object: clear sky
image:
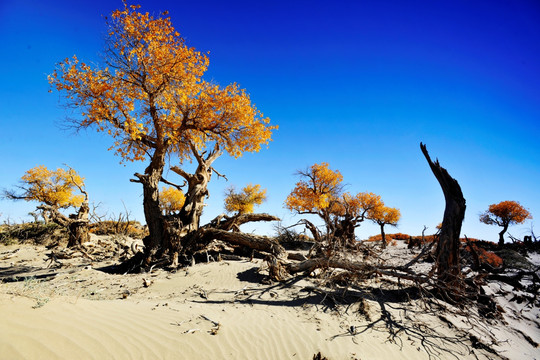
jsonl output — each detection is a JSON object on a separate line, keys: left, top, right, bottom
{"left": 1, "top": 0, "right": 539, "bottom": 242}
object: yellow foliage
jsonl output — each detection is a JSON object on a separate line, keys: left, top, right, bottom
{"left": 284, "top": 163, "right": 343, "bottom": 213}
{"left": 285, "top": 162, "right": 383, "bottom": 221}
{"left": 368, "top": 204, "right": 401, "bottom": 226}
{"left": 224, "top": 184, "right": 267, "bottom": 215}
{"left": 159, "top": 186, "right": 185, "bottom": 215}
{"left": 19, "top": 165, "right": 85, "bottom": 209}
{"left": 49, "top": 3, "right": 276, "bottom": 164}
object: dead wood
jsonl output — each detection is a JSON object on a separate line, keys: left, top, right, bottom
{"left": 420, "top": 143, "right": 466, "bottom": 290}
{"left": 209, "top": 213, "right": 280, "bottom": 232}
{"left": 199, "top": 228, "right": 287, "bottom": 260}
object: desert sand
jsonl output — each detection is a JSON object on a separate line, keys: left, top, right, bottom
{"left": 1, "top": 235, "right": 539, "bottom": 360}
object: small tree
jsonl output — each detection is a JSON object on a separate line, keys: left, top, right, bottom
{"left": 480, "top": 201, "right": 532, "bottom": 246}
{"left": 369, "top": 205, "right": 401, "bottom": 248}
{"left": 4, "top": 165, "right": 89, "bottom": 247}
{"left": 160, "top": 186, "right": 185, "bottom": 215}
{"left": 224, "top": 184, "right": 267, "bottom": 215}
{"left": 285, "top": 162, "right": 382, "bottom": 246}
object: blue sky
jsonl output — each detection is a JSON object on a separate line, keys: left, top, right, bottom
{"left": 1, "top": 0, "right": 539, "bottom": 242}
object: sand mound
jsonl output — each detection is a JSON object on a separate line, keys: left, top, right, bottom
{"left": 1, "top": 239, "right": 539, "bottom": 359}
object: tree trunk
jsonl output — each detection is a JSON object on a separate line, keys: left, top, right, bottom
{"left": 420, "top": 143, "right": 466, "bottom": 289}
{"left": 67, "top": 200, "right": 89, "bottom": 247}
{"left": 132, "top": 145, "right": 168, "bottom": 261}
{"left": 167, "top": 144, "right": 222, "bottom": 256}
{"left": 380, "top": 223, "right": 387, "bottom": 249}
{"left": 37, "top": 203, "right": 89, "bottom": 248}
{"left": 498, "top": 224, "right": 508, "bottom": 246}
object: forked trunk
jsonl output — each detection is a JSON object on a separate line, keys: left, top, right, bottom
{"left": 167, "top": 143, "right": 222, "bottom": 258}
{"left": 420, "top": 143, "right": 466, "bottom": 290}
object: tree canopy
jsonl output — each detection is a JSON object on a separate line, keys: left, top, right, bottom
{"left": 49, "top": 4, "right": 276, "bottom": 165}
{"left": 285, "top": 162, "right": 383, "bottom": 245}
{"left": 368, "top": 204, "right": 401, "bottom": 247}
{"left": 6, "top": 165, "right": 85, "bottom": 210}
{"left": 480, "top": 200, "right": 532, "bottom": 245}
{"left": 224, "top": 184, "right": 267, "bottom": 215}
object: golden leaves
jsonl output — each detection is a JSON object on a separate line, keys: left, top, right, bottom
{"left": 368, "top": 204, "right": 401, "bottom": 226}
{"left": 19, "top": 165, "right": 85, "bottom": 209}
{"left": 49, "top": 3, "right": 275, "bottom": 165}
{"left": 159, "top": 186, "right": 185, "bottom": 215}
{"left": 285, "top": 162, "right": 401, "bottom": 232}
{"left": 284, "top": 163, "right": 343, "bottom": 213}
{"left": 224, "top": 184, "right": 267, "bottom": 215}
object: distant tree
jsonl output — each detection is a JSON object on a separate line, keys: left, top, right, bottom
{"left": 224, "top": 184, "right": 267, "bottom": 215}
{"left": 285, "top": 162, "right": 382, "bottom": 246}
{"left": 368, "top": 205, "right": 401, "bottom": 248}
{"left": 479, "top": 201, "right": 532, "bottom": 246}
{"left": 4, "top": 165, "right": 89, "bottom": 247}
{"left": 49, "top": 3, "right": 276, "bottom": 262}
{"left": 159, "top": 186, "right": 185, "bottom": 215}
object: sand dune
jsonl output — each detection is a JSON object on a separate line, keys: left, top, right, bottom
{"left": 1, "top": 240, "right": 539, "bottom": 359}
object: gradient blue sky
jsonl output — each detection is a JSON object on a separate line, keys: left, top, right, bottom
{"left": 1, "top": 0, "right": 539, "bottom": 242}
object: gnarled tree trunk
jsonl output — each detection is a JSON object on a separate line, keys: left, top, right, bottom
{"left": 67, "top": 200, "right": 89, "bottom": 247}
{"left": 420, "top": 143, "right": 466, "bottom": 289}
{"left": 168, "top": 143, "right": 222, "bottom": 256}
{"left": 498, "top": 224, "right": 508, "bottom": 246}
{"left": 132, "top": 145, "right": 168, "bottom": 262}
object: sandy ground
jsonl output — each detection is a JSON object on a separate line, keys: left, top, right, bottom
{"left": 0, "top": 236, "right": 539, "bottom": 360}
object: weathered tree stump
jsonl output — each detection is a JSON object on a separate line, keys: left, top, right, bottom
{"left": 420, "top": 143, "right": 466, "bottom": 291}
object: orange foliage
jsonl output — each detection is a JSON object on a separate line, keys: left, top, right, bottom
{"left": 465, "top": 243, "right": 503, "bottom": 268}
{"left": 285, "top": 163, "right": 343, "bottom": 213}
{"left": 17, "top": 165, "right": 85, "bottom": 209}
{"left": 224, "top": 184, "right": 267, "bottom": 215}
{"left": 367, "top": 233, "right": 412, "bottom": 242}
{"left": 480, "top": 201, "right": 532, "bottom": 227}
{"left": 49, "top": 3, "right": 276, "bottom": 164}
{"left": 285, "top": 163, "right": 382, "bottom": 219}
{"left": 368, "top": 205, "right": 401, "bottom": 227}
{"left": 159, "top": 186, "right": 185, "bottom": 215}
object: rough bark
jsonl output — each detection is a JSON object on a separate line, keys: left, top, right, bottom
{"left": 67, "top": 200, "right": 89, "bottom": 247}
{"left": 132, "top": 144, "right": 168, "bottom": 261}
{"left": 498, "top": 224, "right": 508, "bottom": 246}
{"left": 167, "top": 143, "right": 222, "bottom": 255}
{"left": 36, "top": 202, "right": 89, "bottom": 248}
{"left": 200, "top": 228, "right": 288, "bottom": 260}
{"left": 380, "top": 224, "right": 387, "bottom": 249}
{"left": 420, "top": 143, "right": 466, "bottom": 288}
{"left": 285, "top": 257, "right": 430, "bottom": 284}
{"left": 209, "top": 213, "right": 280, "bottom": 232}
{"left": 37, "top": 205, "right": 69, "bottom": 228}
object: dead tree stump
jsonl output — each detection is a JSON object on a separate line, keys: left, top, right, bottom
{"left": 420, "top": 143, "right": 466, "bottom": 291}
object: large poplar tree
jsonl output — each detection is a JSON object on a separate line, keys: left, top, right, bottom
{"left": 50, "top": 4, "right": 276, "bottom": 263}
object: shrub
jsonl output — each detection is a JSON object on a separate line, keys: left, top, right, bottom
{"left": 0, "top": 222, "right": 64, "bottom": 245}
{"left": 89, "top": 221, "right": 147, "bottom": 239}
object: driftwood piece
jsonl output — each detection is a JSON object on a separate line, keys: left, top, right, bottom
{"left": 210, "top": 213, "right": 280, "bottom": 232}
{"left": 420, "top": 143, "right": 466, "bottom": 288}
{"left": 200, "top": 228, "right": 288, "bottom": 260}
{"left": 285, "top": 257, "right": 431, "bottom": 284}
